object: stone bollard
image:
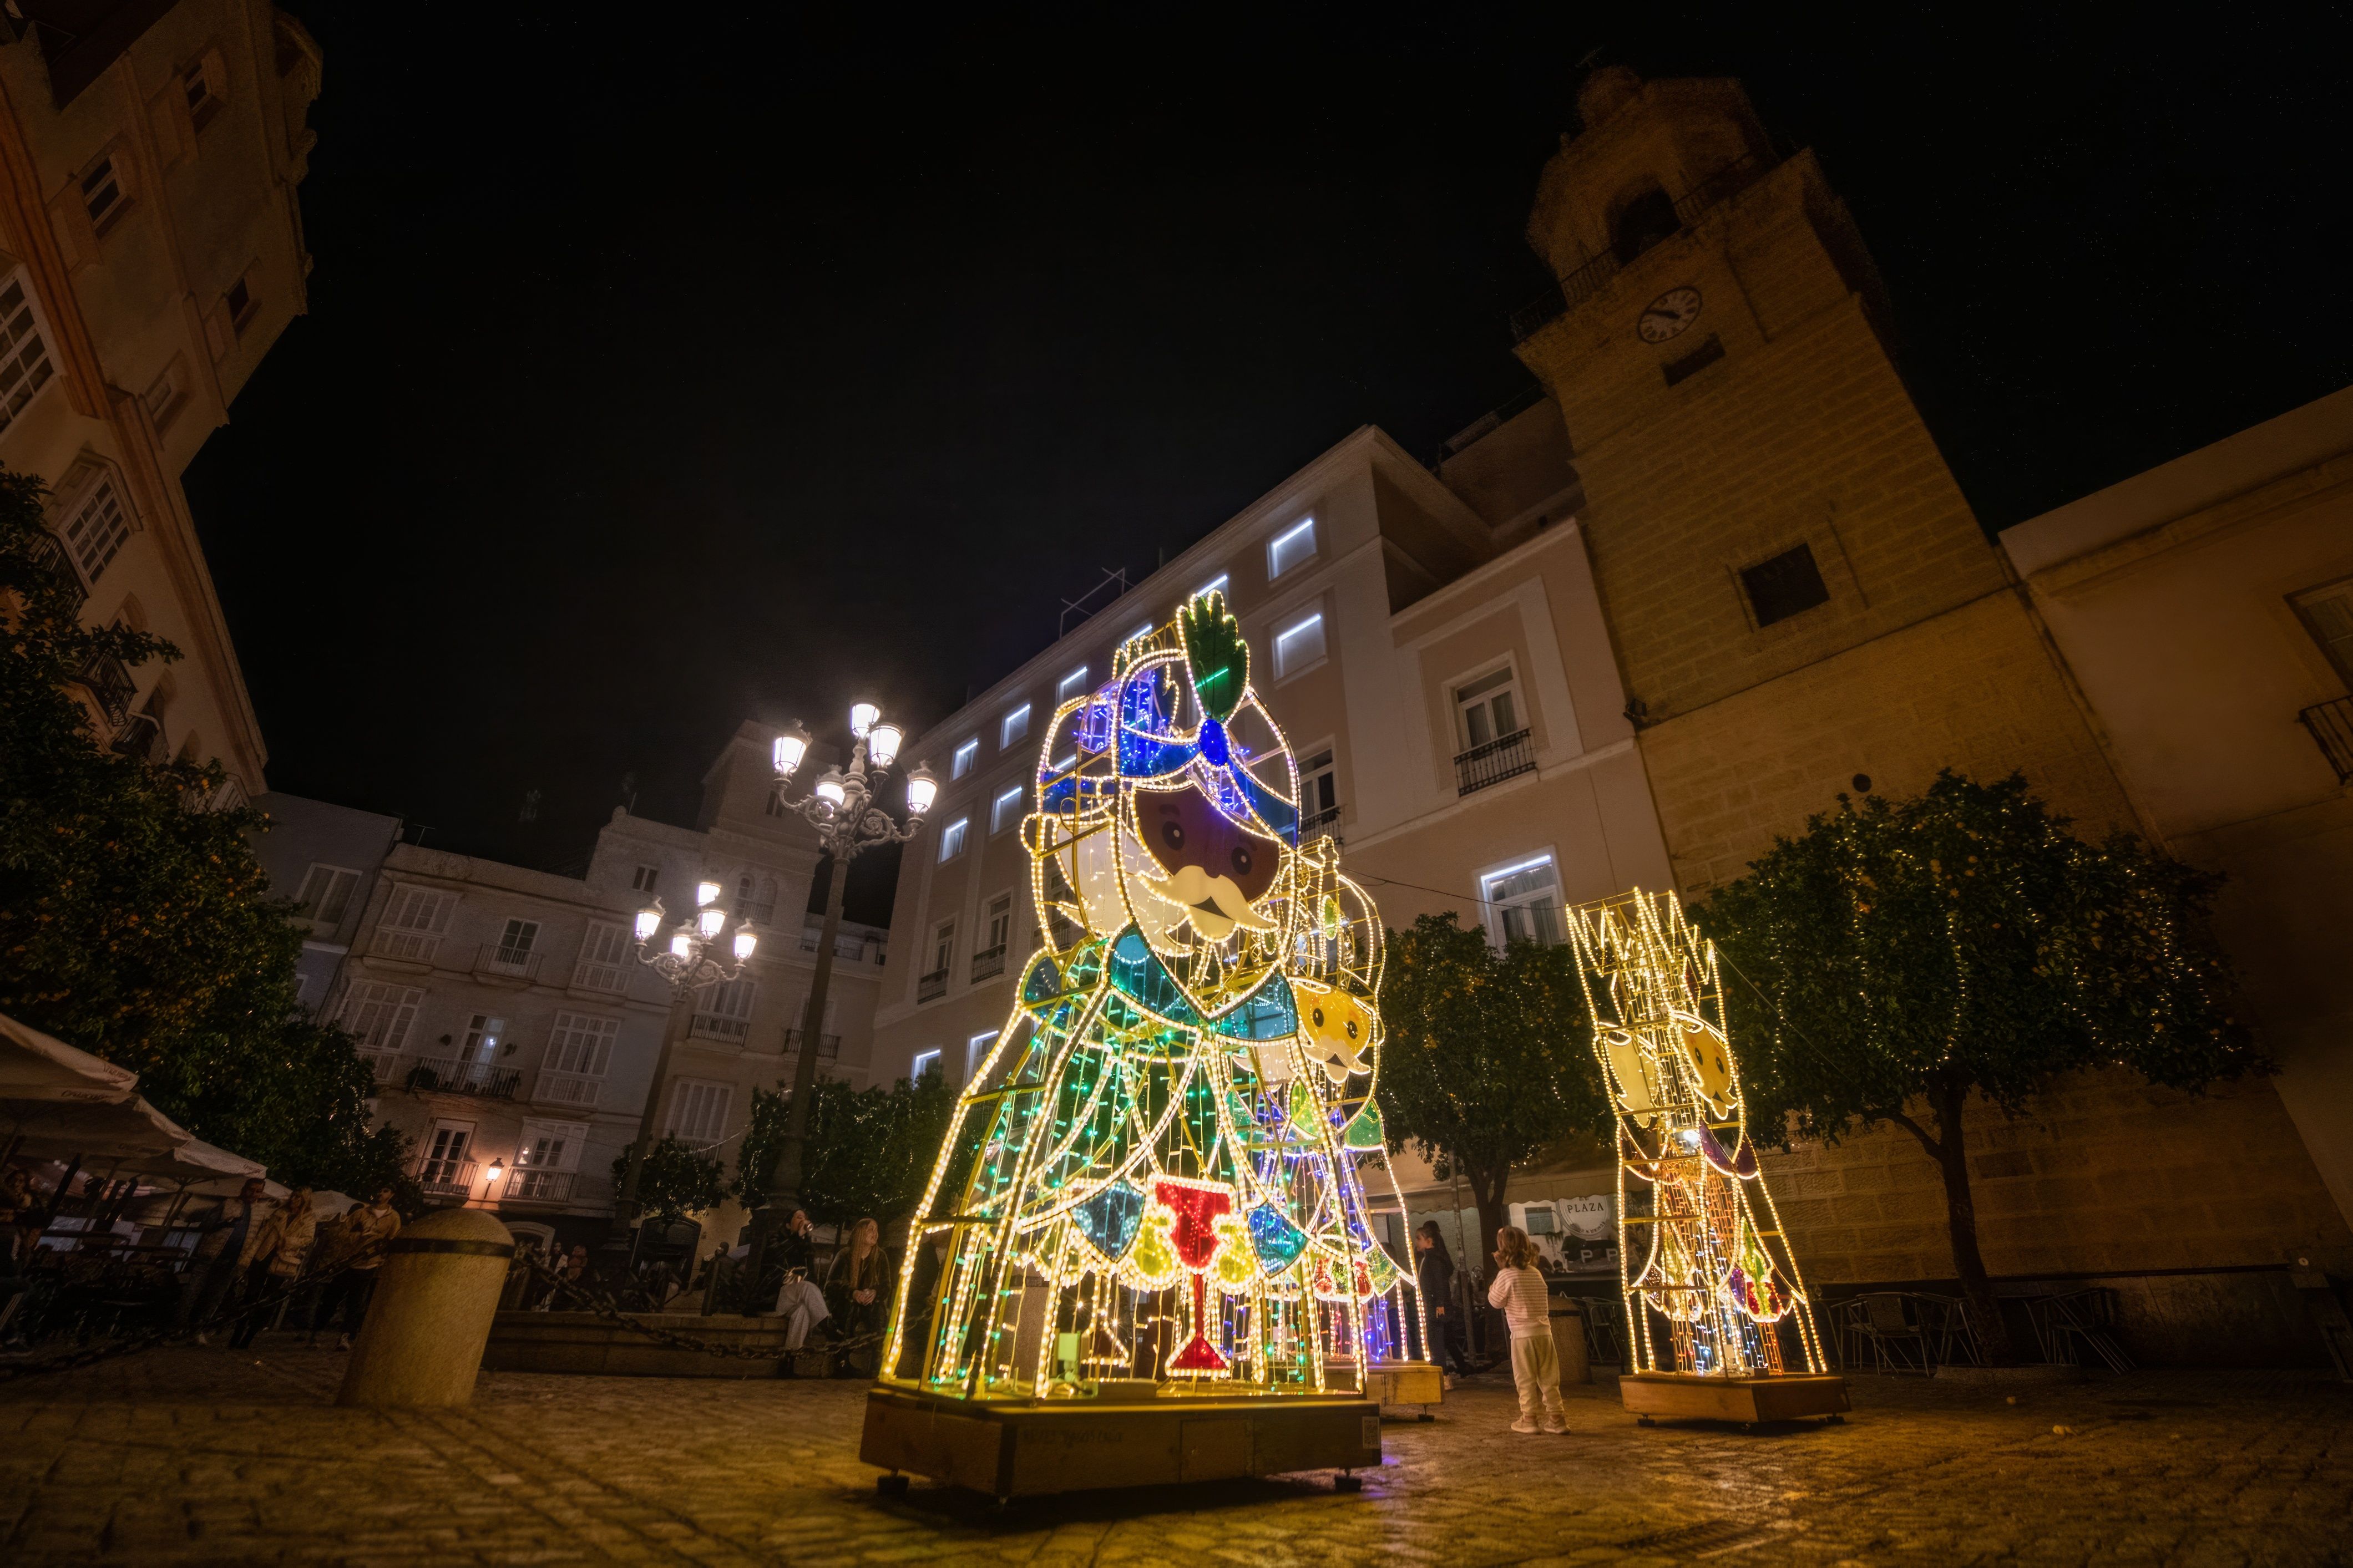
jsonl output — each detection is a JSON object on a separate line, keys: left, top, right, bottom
{"left": 1551, "top": 1301, "right": 1592, "bottom": 1384}
{"left": 336, "top": 1209, "right": 514, "bottom": 1409}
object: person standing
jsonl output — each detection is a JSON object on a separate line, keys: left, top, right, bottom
{"left": 183, "top": 1179, "right": 272, "bottom": 1343}
{"left": 1414, "top": 1220, "right": 1474, "bottom": 1383}
{"left": 1487, "top": 1225, "right": 1567, "bottom": 1434}
{"left": 229, "top": 1188, "right": 316, "bottom": 1349}
{"left": 824, "top": 1217, "right": 892, "bottom": 1376}
{"left": 315, "top": 1186, "right": 401, "bottom": 1349}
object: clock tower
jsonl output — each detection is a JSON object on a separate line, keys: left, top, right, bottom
{"left": 1513, "top": 68, "right": 2137, "bottom": 892}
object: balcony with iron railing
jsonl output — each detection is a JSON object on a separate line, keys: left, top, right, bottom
{"left": 802, "top": 926, "right": 884, "bottom": 963}
{"left": 372, "top": 927, "right": 441, "bottom": 966}
{"left": 781, "top": 1027, "right": 841, "bottom": 1062}
{"left": 569, "top": 955, "right": 629, "bottom": 993}
{"left": 917, "top": 967, "right": 949, "bottom": 1003}
{"left": 504, "top": 1167, "right": 576, "bottom": 1202}
{"left": 689, "top": 1009, "right": 750, "bottom": 1043}
{"left": 414, "top": 1158, "right": 477, "bottom": 1200}
{"left": 71, "top": 647, "right": 135, "bottom": 728}
{"left": 735, "top": 899, "right": 776, "bottom": 926}
{"left": 108, "top": 709, "right": 163, "bottom": 762}
{"left": 1509, "top": 152, "right": 1773, "bottom": 344}
{"left": 2301, "top": 696, "right": 2353, "bottom": 784}
{"left": 399, "top": 1055, "right": 522, "bottom": 1099}
{"left": 969, "top": 943, "right": 1007, "bottom": 982}
{"left": 532, "top": 1069, "right": 604, "bottom": 1108}
{"left": 473, "top": 942, "right": 543, "bottom": 983}
{"left": 20, "top": 527, "right": 87, "bottom": 611}
{"left": 1301, "top": 802, "right": 1344, "bottom": 843}
{"left": 1455, "top": 728, "right": 1537, "bottom": 796}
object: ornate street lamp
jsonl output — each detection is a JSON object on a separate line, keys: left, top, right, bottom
{"left": 741, "top": 703, "right": 934, "bottom": 1289}
{"left": 603, "top": 878, "right": 761, "bottom": 1263}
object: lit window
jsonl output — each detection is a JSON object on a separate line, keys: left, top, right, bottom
{"left": 80, "top": 156, "right": 125, "bottom": 232}
{"left": 1001, "top": 703, "right": 1030, "bottom": 749}
{"left": 1195, "top": 573, "right": 1229, "bottom": 603}
{"left": 966, "top": 1031, "right": 996, "bottom": 1078}
{"left": 1273, "top": 611, "right": 1326, "bottom": 677}
{"left": 1125, "top": 623, "right": 1152, "bottom": 647}
{"left": 912, "top": 1048, "right": 943, "bottom": 1080}
{"left": 0, "top": 275, "right": 58, "bottom": 435}
{"left": 991, "top": 785, "right": 1024, "bottom": 834}
{"left": 61, "top": 479, "right": 131, "bottom": 583}
{"left": 938, "top": 817, "right": 969, "bottom": 861}
{"left": 1056, "top": 666, "right": 1089, "bottom": 703}
{"left": 952, "top": 737, "right": 979, "bottom": 778}
{"left": 1267, "top": 517, "right": 1317, "bottom": 579}
{"left": 1483, "top": 856, "right": 1563, "bottom": 947}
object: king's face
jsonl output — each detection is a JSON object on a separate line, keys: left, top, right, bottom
{"left": 1135, "top": 784, "right": 1280, "bottom": 942}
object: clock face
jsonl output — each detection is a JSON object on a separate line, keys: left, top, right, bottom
{"left": 1637, "top": 286, "right": 1703, "bottom": 344}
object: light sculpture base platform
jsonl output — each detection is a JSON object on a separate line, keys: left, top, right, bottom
{"left": 1619, "top": 1371, "right": 1849, "bottom": 1426}
{"left": 861, "top": 1387, "right": 1382, "bottom": 1500}
{"left": 1366, "top": 1361, "right": 1444, "bottom": 1413}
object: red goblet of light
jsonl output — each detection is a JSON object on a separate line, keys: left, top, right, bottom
{"left": 1155, "top": 1177, "right": 1234, "bottom": 1373}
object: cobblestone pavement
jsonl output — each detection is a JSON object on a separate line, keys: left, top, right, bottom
{"left": 2, "top": 1344, "right": 2347, "bottom": 1566}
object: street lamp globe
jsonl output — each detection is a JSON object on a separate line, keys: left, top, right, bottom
{"left": 697, "top": 904, "right": 726, "bottom": 940}
{"left": 634, "top": 906, "right": 662, "bottom": 942}
{"left": 814, "top": 768, "right": 847, "bottom": 808}
{"left": 669, "top": 928, "right": 694, "bottom": 960}
{"left": 733, "top": 924, "right": 759, "bottom": 961}
{"left": 849, "top": 701, "right": 881, "bottom": 737}
{"left": 867, "top": 719, "right": 904, "bottom": 768}
{"left": 486, "top": 1157, "right": 505, "bottom": 1183}
{"left": 695, "top": 880, "right": 722, "bottom": 908}
{"left": 905, "top": 762, "right": 940, "bottom": 816}
{"left": 773, "top": 723, "right": 811, "bottom": 779}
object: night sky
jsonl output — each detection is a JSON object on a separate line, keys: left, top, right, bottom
{"left": 188, "top": 6, "right": 2351, "bottom": 906}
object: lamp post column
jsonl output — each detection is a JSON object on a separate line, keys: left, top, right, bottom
{"left": 743, "top": 852, "right": 846, "bottom": 1286}
{"left": 602, "top": 987, "right": 692, "bottom": 1266}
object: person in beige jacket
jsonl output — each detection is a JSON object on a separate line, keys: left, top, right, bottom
{"left": 315, "top": 1187, "right": 402, "bottom": 1350}
{"left": 229, "top": 1188, "right": 316, "bottom": 1349}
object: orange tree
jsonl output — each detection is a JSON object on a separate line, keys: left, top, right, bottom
{"left": 1375, "top": 911, "right": 1607, "bottom": 1272}
{"left": 1, "top": 466, "right": 404, "bottom": 1196}
{"left": 736, "top": 1069, "right": 957, "bottom": 1229}
{"left": 1697, "top": 771, "right": 2263, "bottom": 1363}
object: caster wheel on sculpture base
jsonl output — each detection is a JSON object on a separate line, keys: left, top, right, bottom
{"left": 1636, "top": 1415, "right": 1656, "bottom": 1427}
{"left": 1824, "top": 1414, "right": 1846, "bottom": 1426}
{"left": 1418, "top": 1410, "right": 1436, "bottom": 1423}
{"left": 1334, "top": 1473, "right": 1364, "bottom": 1493}
{"left": 876, "top": 1473, "right": 909, "bottom": 1498}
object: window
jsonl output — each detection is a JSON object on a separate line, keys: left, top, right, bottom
{"left": 1273, "top": 611, "right": 1327, "bottom": 677}
{"left": 293, "top": 863, "right": 358, "bottom": 930}
{"left": 937, "top": 816, "right": 969, "bottom": 861}
{"left": 80, "top": 155, "right": 125, "bottom": 233}
{"left": 1001, "top": 703, "right": 1031, "bottom": 749}
{"left": 537, "top": 1012, "right": 618, "bottom": 1107}
{"left": 966, "top": 1031, "right": 996, "bottom": 1079}
{"left": 1455, "top": 667, "right": 1522, "bottom": 749}
{"left": 0, "top": 275, "right": 57, "bottom": 435}
{"left": 690, "top": 976, "right": 756, "bottom": 1041}
{"left": 763, "top": 788, "right": 786, "bottom": 818}
{"left": 182, "top": 56, "right": 222, "bottom": 129}
{"left": 418, "top": 1123, "right": 473, "bottom": 1189}
{"left": 912, "top": 1048, "right": 943, "bottom": 1080}
{"left": 340, "top": 981, "right": 421, "bottom": 1058}
{"left": 991, "top": 784, "right": 1024, "bottom": 835}
{"left": 1267, "top": 517, "right": 1317, "bottom": 579}
{"left": 665, "top": 1080, "right": 731, "bottom": 1143}
{"left": 491, "top": 918, "right": 540, "bottom": 970}
{"left": 1057, "top": 666, "right": 1090, "bottom": 703}
{"left": 459, "top": 1014, "right": 507, "bottom": 1062}
{"left": 1124, "top": 623, "right": 1152, "bottom": 648}
{"left": 985, "top": 893, "right": 1013, "bottom": 953}
{"left": 376, "top": 885, "right": 451, "bottom": 962}
{"left": 61, "top": 480, "right": 131, "bottom": 584}
{"left": 1740, "top": 544, "right": 1831, "bottom": 628}
{"left": 952, "top": 738, "right": 979, "bottom": 779}
{"left": 1195, "top": 573, "right": 1229, "bottom": 603}
{"left": 2292, "top": 579, "right": 2353, "bottom": 686}
{"left": 510, "top": 1118, "right": 586, "bottom": 1199}
{"left": 224, "top": 275, "right": 256, "bottom": 336}
{"left": 143, "top": 359, "right": 186, "bottom": 432}
{"left": 1611, "top": 185, "right": 1679, "bottom": 263}
{"left": 630, "top": 864, "right": 659, "bottom": 894}
{"left": 1484, "top": 856, "right": 1564, "bottom": 947}
{"left": 1300, "top": 748, "right": 1338, "bottom": 830}
{"left": 930, "top": 921, "right": 956, "bottom": 975}
{"left": 573, "top": 921, "right": 631, "bottom": 991}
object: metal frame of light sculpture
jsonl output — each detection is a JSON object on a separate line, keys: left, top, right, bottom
{"left": 1563, "top": 890, "right": 1831, "bottom": 1383}
{"left": 879, "top": 591, "right": 1428, "bottom": 1403}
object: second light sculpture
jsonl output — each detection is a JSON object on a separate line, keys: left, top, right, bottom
{"left": 1563, "top": 890, "right": 1848, "bottom": 1425}
{"left": 863, "top": 592, "right": 1429, "bottom": 1497}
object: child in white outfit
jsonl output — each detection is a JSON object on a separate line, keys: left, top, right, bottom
{"left": 1487, "top": 1226, "right": 1567, "bottom": 1433}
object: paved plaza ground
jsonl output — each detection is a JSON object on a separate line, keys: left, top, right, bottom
{"left": 2, "top": 1344, "right": 2347, "bottom": 1566}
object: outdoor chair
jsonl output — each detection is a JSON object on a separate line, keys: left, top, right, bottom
{"left": 1842, "top": 1292, "right": 1932, "bottom": 1372}
{"left": 2027, "top": 1287, "right": 2135, "bottom": 1372}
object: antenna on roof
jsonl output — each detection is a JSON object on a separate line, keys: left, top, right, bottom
{"left": 1059, "top": 567, "right": 1131, "bottom": 638}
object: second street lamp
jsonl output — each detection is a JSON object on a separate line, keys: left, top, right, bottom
{"left": 604, "top": 879, "right": 760, "bottom": 1268}
{"left": 741, "top": 703, "right": 934, "bottom": 1293}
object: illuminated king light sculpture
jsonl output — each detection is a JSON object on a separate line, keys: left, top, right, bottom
{"left": 1564, "top": 891, "right": 1848, "bottom": 1426}
{"left": 861, "top": 591, "right": 1428, "bottom": 1499}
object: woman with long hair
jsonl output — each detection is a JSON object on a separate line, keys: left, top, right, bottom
{"left": 826, "top": 1217, "right": 892, "bottom": 1377}
{"left": 1414, "top": 1219, "right": 1473, "bottom": 1381}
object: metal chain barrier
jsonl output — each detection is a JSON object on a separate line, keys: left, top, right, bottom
{"left": 515, "top": 1251, "right": 885, "bottom": 1364}
{"left": 0, "top": 1247, "right": 375, "bottom": 1383}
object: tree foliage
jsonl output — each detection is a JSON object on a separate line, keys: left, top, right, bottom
{"left": 1375, "top": 911, "right": 1610, "bottom": 1265}
{"left": 736, "top": 1069, "right": 958, "bottom": 1227}
{"left": 1, "top": 467, "right": 406, "bottom": 1195}
{"left": 612, "top": 1136, "right": 730, "bottom": 1225}
{"left": 1697, "top": 770, "right": 2263, "bottom": 1361}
